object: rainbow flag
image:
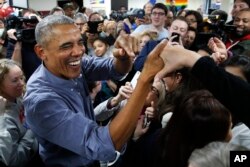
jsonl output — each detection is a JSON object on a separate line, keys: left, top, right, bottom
{"left": 90, "top": 0, "right": 105, "bottom": 5}
{"left": 166, "top": 0, "right": 188, "bottom": 8}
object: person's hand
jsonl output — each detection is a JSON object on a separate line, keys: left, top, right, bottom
{"left": 81, "top": 23, "right": 89, "bottom": 34}
{"left": 155, "top": 45, "right": 201, "bottom": 80}
{"left": 144, "top": 101, "right": 157, "bottom": 119}
{"left": 97, "top": 22, "right": 104, "bottom": 32}
{"left": 132, "top": 115, "right": 149, "bottom": 141}
{"left": 208, "top": 37, "right": 228, "bottom": 58}
{"left": 168, "top": 34, "right": 184, "bottom": 46}
{"left": 116, "top": 82, "right": 133, "bottom": 101}
{"left": 210, "top": 52, "right": 227, "bottom": 65}
{"left": 113, "top": 34, "right": 139, "bottom": 60}
{"left": 7, "top": 29, "right": 17, "bottom": 41}
{"left": 141, "top": 39, "right": 168, "bottom": 81}
{"left": 0, "top": 96, "right": 6, "bottom": 114}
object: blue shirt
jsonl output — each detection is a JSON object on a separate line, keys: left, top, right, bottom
{"left": 24, "top": 56, "right": 124, "bottom": 166}
{"left": 134, "top": 40, "right": 159, "bottom": 71}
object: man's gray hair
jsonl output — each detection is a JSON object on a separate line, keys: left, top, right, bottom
{"left": 73, "top": 12, "right": 88, "bottom": 22}
{"left": 35, "top": 15, "right": 74, "bottom": 46}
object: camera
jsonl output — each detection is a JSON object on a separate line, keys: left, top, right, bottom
{"left": 110, "top": 11, "right": 128, "bottom": 21}
{"left": 110, "top": 8, "right": 145, "bottom": 22}
{"left": 196, "top": 15, "right": 236, "bottom": 48}
{"left": 206, "top": 15, "right": 236, "bottom": 39}
{"left": 6, "top": 15, "right": 38, "bottom": 43}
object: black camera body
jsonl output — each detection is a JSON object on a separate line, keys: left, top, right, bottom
{"left": 204, "top": 15, "right": 236, "bottom": 42}
{"left": 15, "top": 28, "right": 35, "bottom": 43}
{"left": 6, "top": 15, "right": 38, "bottom": 43}
{"left": 110, "top": 11, "right": 128, "bottom": 21}
{"left": 110, "top": 8, "right": 145, "bottom": 22}
{"left": 195, "top": 15, "right": 237, "bottom": 49}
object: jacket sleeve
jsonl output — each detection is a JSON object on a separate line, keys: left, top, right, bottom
{"left": 94, "top": 98, "right": 121, "bottom": 122}
{"left": 191, "top": 56, "right": 250, "bottom": 128}
{"left": 94, "top": 98, "right": 128, "bottom": 122}
{"left": 134, "top": 40, "right": 159, "bottom": 71}
{"left": 0, "top": 117, "right": 38, "bottom": 167}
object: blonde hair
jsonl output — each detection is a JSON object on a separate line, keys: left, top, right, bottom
{"left": 0, "top": 59, "right": 22, "bottom": 85}
{"left": 154, "top": 79, "right": 166, "bottom": 108}
{"left": 103, "top": 20, "right": 117, "bottom": 33}
{"left": 139, "top": 30, "right": 158, "bottom": 41}
{"left": 0, "top": 59, "right": 25, "bottom": 95}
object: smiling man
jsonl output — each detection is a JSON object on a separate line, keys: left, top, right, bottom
{"left": 227, "top": 8, "right": 250, "bottom": 56}
{"left": 23, "top": 15, "right": 166, "bottom": 167}
{"left": 132, "top": 3, "right": 169, "bottom": 40}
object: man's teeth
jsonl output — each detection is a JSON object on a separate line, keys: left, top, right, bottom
{"left": 69, "top": 60, "right": 80, "bottom": 66}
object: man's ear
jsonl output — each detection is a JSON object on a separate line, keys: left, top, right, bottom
{"left": 34, "top": 44, "right": 46, "bottom": 60}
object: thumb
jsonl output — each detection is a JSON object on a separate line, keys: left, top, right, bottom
{"left": 154, "top": 65, "right": 174, "bottom": 81}
{"left": 213, "top": 37, "right": 221, "bottom": 42}
{"left": 151, "top": 101, "right": 154, "bottom": 106}
{"left": 113, "top": 48, "right": 125, "bottom": 57}
{"left": 150, "top": 101, "right": 158, "bottom": 113}
{"left": 151, "top": 101, "right": 156, "bottom": 108}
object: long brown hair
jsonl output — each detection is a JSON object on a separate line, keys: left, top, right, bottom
{"left": 157, "top": 90, "right": 231, "bottom": 167}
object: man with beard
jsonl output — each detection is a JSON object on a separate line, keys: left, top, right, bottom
{"left": 208, "top": 8, "right": 250, "bottom": 57}
{"left": 226, "top": 8, "right": 250, "bottom": 56}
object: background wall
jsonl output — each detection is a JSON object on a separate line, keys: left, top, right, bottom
{"left": 29, "top": 0, "right": 57, "bottom": 11}
{"left": 15, "top": 0, "right": 233, "bottom": 21}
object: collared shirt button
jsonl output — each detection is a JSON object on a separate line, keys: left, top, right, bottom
{"left": 71, "top": 88, "right": 74, "bottom": 91}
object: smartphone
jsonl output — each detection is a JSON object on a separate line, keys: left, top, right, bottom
{"left": 131, "top": 71, "right": 141, "bottom": 89}
{"left": 171, "top": 32, "right": 180, "bottom": 43}
{"left": 143, "top": 114, "right": 151, "bottom": 128}
{"left": 87, "top": 20, "right": 104, "bottom": 34}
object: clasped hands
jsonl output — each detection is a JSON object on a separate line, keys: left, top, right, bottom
{"left": 113, "top": 34, "right": 198, "bottom": 81}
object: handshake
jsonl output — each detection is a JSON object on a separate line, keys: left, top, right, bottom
{"left": 114, "top": 34, "right": 201, "bottom": 82}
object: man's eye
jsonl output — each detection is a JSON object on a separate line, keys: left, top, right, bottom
{"left": 78, "top": 41, "right": 84, "bottom": 46}
{"left": 61, "top": 44, "right": 72, "bottom": 49}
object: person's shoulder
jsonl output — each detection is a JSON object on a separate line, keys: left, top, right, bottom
{"left": 239, "top": 39, "right": 250, "bottom": 44}
{"left": 147, "top": 39, "right": 162, "bottom": 47}
{"left": 133, "top": 24, "right": 150, "bottom": 32}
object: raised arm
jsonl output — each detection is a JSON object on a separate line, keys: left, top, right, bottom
{"left": 156, "top": 45, "right": 250, "bottom": 128}
{"left": 109, "top": 39, "right": 167, "bottom": 150}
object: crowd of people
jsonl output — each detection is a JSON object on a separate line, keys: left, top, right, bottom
{"left": 0, "top": 0, "right": 250, "bottom": 167}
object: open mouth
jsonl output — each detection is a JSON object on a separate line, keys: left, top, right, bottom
{"left": 69, "top": 60, "right": 81, "bottom": 66}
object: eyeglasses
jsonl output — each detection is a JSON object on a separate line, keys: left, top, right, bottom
{"left": 150, "top": 86, "right": 160, "bottom": 98}
{"left": 151, "top": 12, "right": 165, "bottom": 17}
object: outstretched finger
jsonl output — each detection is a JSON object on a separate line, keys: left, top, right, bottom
{"left": 114, "top": 34, "right": 135, "bottom": 57}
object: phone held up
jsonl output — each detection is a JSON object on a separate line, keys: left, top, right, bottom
{"left": 87, "top": 20, "right": 104, "bottom": 34}
{"left": 171, "top": 32, "right": 180, "bottom": 43}
{"left": 143, "top": 114, "right": 151, "bottom": 128}
{"left": 130, "top": 71, "right": 141, "bottom": 89}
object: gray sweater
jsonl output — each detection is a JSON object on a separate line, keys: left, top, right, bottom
{"left": 0, "top": 98, "right": 38, "bottom": 167}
